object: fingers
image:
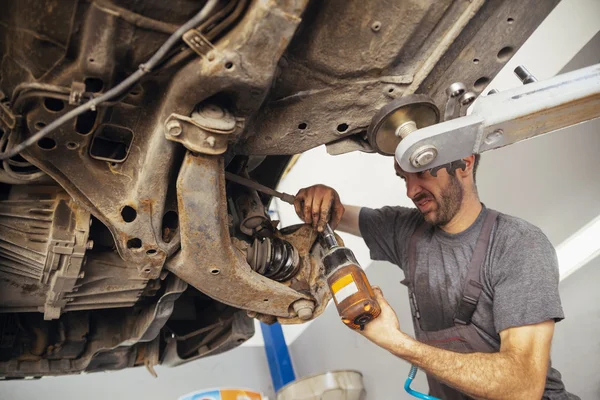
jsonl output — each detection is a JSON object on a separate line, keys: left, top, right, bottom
{"left": 371, "top": 286, "right": 392, "bottom": 310}
{"left": 293, "top": 185, "right": 341, "bottom": 230}
{"left": 372, "top": 286, "right": 387, "bottom": 304}
{"left": 329, "top": 194, "right": 345, "bottom": 230}
{"left": 316, "top": 192, "right": 333, "bottom": 232}
{"left": 303, "top": 190, "right": 313, "bottom": 225}
{"left": 294, "top": 189, "right": 305, "bottom": 221}
{"left": 312, "top": 194, "right": 324, "bottom": 230}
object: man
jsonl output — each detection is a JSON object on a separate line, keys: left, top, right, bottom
{"left": 293, "top": 155, "right": 578, "bottom": 400}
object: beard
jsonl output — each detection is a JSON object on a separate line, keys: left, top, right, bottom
{"left": 414, "top": 175, "right": 464, "bottom": 226}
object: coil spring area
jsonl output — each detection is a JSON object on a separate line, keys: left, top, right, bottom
{"left": 246, "top": 237, "right": 300, "bottom": 282}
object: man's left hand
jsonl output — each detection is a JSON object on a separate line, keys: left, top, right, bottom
{"left": 357, "top": 287, "right": 408, "bottom": 350}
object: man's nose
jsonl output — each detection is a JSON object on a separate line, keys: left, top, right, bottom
{"left": 405, "top": 176, "right": 422, "bottom": 199}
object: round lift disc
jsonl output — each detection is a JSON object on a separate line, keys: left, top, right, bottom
{"left": 367, "top": 94, "right": 440, "bottom": 156}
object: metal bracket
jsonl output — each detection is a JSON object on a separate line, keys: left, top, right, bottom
{"left": 396, "top": 63, "right": 600, "bottom": 172}
{"left": 69, "top": 81, "right": 87, "bottom": 106}
{"left": 164, "top": 104, "right": 236, "bottom": 155}
{"left": 182, "top": 29, "right": 215, "bottom": 58}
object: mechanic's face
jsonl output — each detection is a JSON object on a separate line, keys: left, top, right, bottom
{"left": 394, "top": 161, "right": 463, "bottom": 226}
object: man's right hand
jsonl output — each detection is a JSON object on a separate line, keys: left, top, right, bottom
{"left": 294, "top": 185, "right": 345, "bottom": 232}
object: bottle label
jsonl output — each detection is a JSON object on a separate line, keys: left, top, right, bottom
{"left": 331, "top": 274, "right": 358, "bottom": 303}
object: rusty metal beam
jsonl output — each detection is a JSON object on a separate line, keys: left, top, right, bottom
{"left": 168, "top": 152, "right": 310, "bottom": 318}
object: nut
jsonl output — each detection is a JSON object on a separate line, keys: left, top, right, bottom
{"left": 459, "top": 91, "right": 476, "bottom": 106}
{"left": 410, "top": 145, "right": 438, "bottom": 168}
{"left": 292, "top": 299, "right": 315, "bottom": 321}
{"left": 166, "top": 120, "right": 182, "bottom": 137}
{"left": 484, "top": 129, "right": 504, "bottom": 146}
{"left": 446, "top": 82, "right": 466, "bottom": 98}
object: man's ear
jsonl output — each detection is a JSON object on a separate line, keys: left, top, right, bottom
{"left": 394, "top": 159, "right": 402, "bottom": 175}
{"left": 457, "top": 155, "right": 476, "bottom": 178}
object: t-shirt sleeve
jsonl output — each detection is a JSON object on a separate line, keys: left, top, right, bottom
{"left": 358, "top": 206, "right": 421, "bottom": 268}
{"left": 491, "top": 227, "right": 564, "bottom": 334}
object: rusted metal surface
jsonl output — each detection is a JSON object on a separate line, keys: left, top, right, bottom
{"left": 419, "top": 0, "right": 560, "bottom": 104}
{"left": 12, "top": 0, "right": 309, "bottom": 280}
{"left": 0, "top": 186, "right": 91, "bottom": 320}
{"left": 170, "top": 152, "right": 310, "bottom": 318}
{"left": 164, "top": 104, "right": 237, "bottom": 155}
{"left": 240, "top": 0, "right": 558, "bottom": 155}
{"left": 0, "top": 275, "right": 186, "bottom": 377}
{"left": 161, "top": 310, "right": 254, "bottom": 367}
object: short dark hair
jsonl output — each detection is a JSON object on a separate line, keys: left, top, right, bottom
{"left": 473, "top": 154, "right": 480, "bottom": 183}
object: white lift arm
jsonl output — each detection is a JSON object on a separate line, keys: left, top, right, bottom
{"left": 395, "top": 64, "right": 600, "bottom": 173}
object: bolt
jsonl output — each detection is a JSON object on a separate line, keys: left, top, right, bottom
{"left": 394, "top": 120, "right": 417, "bottom": 139}
{"left": 293, "top": 299, "right": 315, "bottom": 321}
{"left": 446, "top": 82, "right": 466, "bottom": 98}
{"left": 206, "top": 136, "right": 216, "bottom": 147}
{"left": 459, "top": 91, "right": 476, "bottom": 106}
{"left": 166, "top": 120, "right": 182, "bottom": 136}
{"left": 514, "top": 65, "right": 537, "bottom": 84}
{"left": 410, "top": 145, "right": 438, "bottom": 168}
{"left": 207, "top": 52, "right": 215, "bottom": 62}
{"left": 484, "top": 129, "right": 504, "bottom": 146}
{"left": 487, "top": 88, "right": 499, "bottom": 95}
{"left": 371, "top": 21, "right": 382, "bottom": 32}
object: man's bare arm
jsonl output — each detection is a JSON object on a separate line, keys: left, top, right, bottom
{"left": 337, "top": 205, "right": 361, "bottom": 237}
{"left": 396, "top": 322, "right": 553, "bottom": 399}
{"left": 362, "top": 288, "right": 553, "bottom": 400}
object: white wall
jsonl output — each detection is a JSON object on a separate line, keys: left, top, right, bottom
{"left": 551, "top": 257, "right": 600, "bottom": 400}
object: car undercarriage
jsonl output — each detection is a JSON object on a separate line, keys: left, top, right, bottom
{"left": 0, "top": 0, "right": 558, "bottom": 377}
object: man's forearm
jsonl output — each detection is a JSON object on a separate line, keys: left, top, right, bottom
{"left": 388, "top": 333, "right": 544, "bottom": 400}
{"left": 337, "top": 205, "right": 361, "bottom": 236}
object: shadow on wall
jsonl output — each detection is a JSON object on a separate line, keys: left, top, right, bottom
{"left": 552, "top": 256, "right": 600, "bottom": 400}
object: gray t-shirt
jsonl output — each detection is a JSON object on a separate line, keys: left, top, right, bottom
{"left": 359, "top": 205, "right": 578, "bottom": 399}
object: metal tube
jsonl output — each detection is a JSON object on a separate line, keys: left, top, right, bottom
{"left": 224, "top": 172, "right": 296, "bottom": 205}
{"left": 320, "top": 224, "right": 339, "bottom": 250}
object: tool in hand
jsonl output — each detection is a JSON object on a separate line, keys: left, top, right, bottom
{"left": 225, "top": 172, "right": 295, "bottom": 205}
{"left": 319, "top": 224, "right": 381, "bottom": 330}
{"left": 225, "top": 172, "right": 381, "bottom": 330}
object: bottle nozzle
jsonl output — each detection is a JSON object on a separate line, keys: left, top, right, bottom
{"left": 320, "top": 224, "right": 338, "bottom": 250}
